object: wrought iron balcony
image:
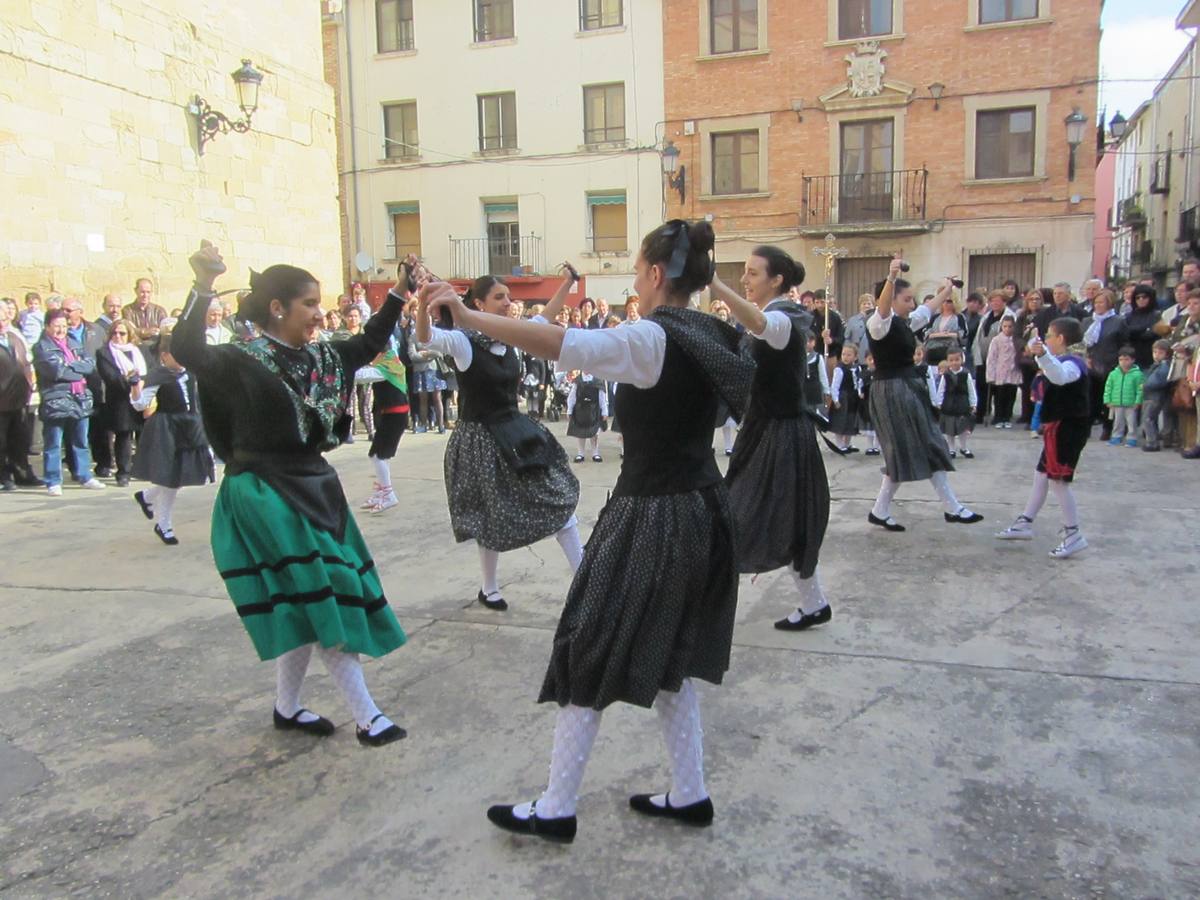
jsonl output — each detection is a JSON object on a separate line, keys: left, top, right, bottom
{"left": 1118, "top": 195, "right": 1147, "bottom": 228}
{"left": 800, "top": 168, "right": 928, "bottom": 232}
{"left": 448, "top": 234, "right": 544, "bottom": 280}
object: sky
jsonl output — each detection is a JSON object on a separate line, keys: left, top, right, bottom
{"left": 1099, "top": 0, "right": 1193, "bottom": 125}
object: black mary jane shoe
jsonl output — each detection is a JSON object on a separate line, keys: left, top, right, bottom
{"left": 154, "top": 525, "right": 179, "bottom": 546}
{"left": 774, "top": 605, "right": 832, "bottom": 631}
{"left": 273, "top": 707, "right": 335, "bottom": 737}
{"left": 592, "top": 454, "right": 603, "bottom": 463}
{"left": 724, "top": 449, "right": 733, "bottom": 457}
{"left": 134, "top": 490, "right": 154, "bottom": 520}
{"left": 486, "top": 803, "right": 576, "bottom": 844}
{"left": 573, "top": 455, "right": 585, "bottom": 463}
{"left": 356, "top": 713, "right": 407, "bottom": 747}
{"left": 867, "top": 512, "right": 906, "bottom": 532}
{"left": 629, "top": 793, "right": 714, "bottom": 827}
{"left": 944, "top": 508, "right": 984, "bottom": 524}
{"left": 477, "top": 589, "right": 508, "bottom": 611}
{"left": 864, "top": 448, "right": 881, "bottom": 456}
{"left": 960, "top": 450, "right": 975, "bottom": 459}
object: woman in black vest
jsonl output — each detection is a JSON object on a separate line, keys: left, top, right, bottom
{"left": 866, "top": 257, "right": 983, "bottom": 531}
{"left": 426, "top": 220, "right": 752, "bottom": 843}
{"left": 416, "top": 274, "right": 582, "bottom": 611}
{"left": 565, "top": 371, "right": 607, "bottom": 461}
{"left": 710, "top": 246, "right": 832, "bottom": 632}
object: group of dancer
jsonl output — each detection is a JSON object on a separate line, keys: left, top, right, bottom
{"left": 165, "top": 219, "right": 1088, "bottom": 844}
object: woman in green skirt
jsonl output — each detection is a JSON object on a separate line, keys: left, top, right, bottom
{"left": 172, "top": 242, "right": 408, "bottom": 747}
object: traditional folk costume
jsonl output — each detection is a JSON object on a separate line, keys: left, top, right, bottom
{"left": 129, "top": 364, "right": 214, "bottom": 543}
{"left": 725, "top": 299, "right": 832, "bottom": 631}
{"left": 866, "top": 304, "right": 981, "bottom": 531}
{"left": 828, "top": 361, "right": 863, "bottom": 448}
{"left": 422, "top": 323, "right": 582, "bottom": 610}
{"left": 995, "top": 350, "right": 1090, "bottom": 558}
{"left": 487, "top": 304, "right": 754, "bottom": 843}
{"left": 566, "top": 374, "right": 607, "bottom": 461}
{"left": 859, "top": 366, "right": 879, "bottom": 454}
{"left": 171, "top": 284, "right": 408, "bottom": 746}
{"left": 933, "top": 365, "right": 977, "bottom": 457}
{"left": 360, "top": 336, "right": 411, "bottom": 514}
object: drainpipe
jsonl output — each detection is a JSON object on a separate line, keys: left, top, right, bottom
{"left": 344, "top": 1, "right": 362, "bottom": 280}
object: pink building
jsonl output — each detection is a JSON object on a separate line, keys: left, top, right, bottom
{"left": 1093, "top": 147, "right": 1116, "bottom": 280}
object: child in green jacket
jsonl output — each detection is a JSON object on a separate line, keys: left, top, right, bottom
{"left": 1104, "top": 346, "right": 1144, "bottom": 447}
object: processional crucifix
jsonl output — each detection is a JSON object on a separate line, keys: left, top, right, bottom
{"left": 811, "top": 233, "right": 849, "bottom": 333}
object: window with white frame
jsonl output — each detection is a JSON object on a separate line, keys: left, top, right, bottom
{"left": 478, "top": 92, "right": 517, "bottom": 150}
{"left": 580, "top": 0, "right": 622, "bottom": 30}
{"left": 588, "top": 192, "right": 627, "bottom": 252}
{"left": 583, "top": 83, "right": 625, "bottom": 144}
{"left": 474, "top": 0, "right": 514, "bottom": 42}
{"left": 377, "top": 0, "right": 414, "bottom": 52}
{"left": 712, "top": 130, "right": 760, "bottom": 194}
{"left": 388, "top": 203, "right": 422, "bottom": 257}
{"left": 975, "top": 107, "right": 1035, "bottom": 179}
{"left": 710, "top": 0, "right": 759, "bottom": 54}
{"left": 838, "top": 0, "right": 894, "bottom": 40}
{"left": 383, "top": 102, "right": 418, "bottom": 158}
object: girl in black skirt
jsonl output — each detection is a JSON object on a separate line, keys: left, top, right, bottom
{"left": 828, "top": 343, "right": 863, "bottom": 452}
{"left": 427, "top": 221, "right": 753, "bottom": 843}
{"left": 360, "top": 333, "right": 411, "bottom": 514}
{"left": 565, "top": 371, "right": 607, "bottom": 462}
{"left": 866, "top": 257, "right": 982, "bottom": 531}
{"left": 709, "top": 246, "right": 832, "bottom": 631}
{"left": 415, "top": 271, "right": 582, "bottom": 611}
{"left": 130, "top": 324, "right": 215, "bottom": 544}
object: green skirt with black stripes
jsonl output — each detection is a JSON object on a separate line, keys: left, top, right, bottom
{"left": 212, "top": 472, "right": 407, "bottom": 661}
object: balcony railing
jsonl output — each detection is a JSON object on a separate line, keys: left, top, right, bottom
{"left": 1118, "top": 195, "right": 1146, "bottom": 228}
{"left": 801, "top": 168, "right": 927, "bottom": 229}
{"left": 449, "top": 234, "right": 544, "bottom": 280}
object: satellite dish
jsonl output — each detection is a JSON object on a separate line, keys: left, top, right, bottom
{"left": 354, "top": 250, "right": 374, "bottom": 273}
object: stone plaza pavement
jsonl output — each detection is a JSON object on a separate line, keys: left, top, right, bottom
{"left": 0, "top": 423, "right": 1197, "bottom": 899}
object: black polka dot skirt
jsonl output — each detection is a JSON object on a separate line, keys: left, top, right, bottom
{"left": 538, "top": 482, "right": 738, "bottom": 710}
{"left": 444, "top": 420, "right": 579, "bottom": 552}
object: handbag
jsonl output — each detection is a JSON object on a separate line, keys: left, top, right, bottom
{"left": 1170, "top": 378, "right": 1194, "bottom": 412}
{"left": 486, "top": 409, "right": 553, "bottom": 472}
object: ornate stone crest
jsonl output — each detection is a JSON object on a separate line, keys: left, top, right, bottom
{"left": 845, "top": 41, "right": 888, "bottom": 98}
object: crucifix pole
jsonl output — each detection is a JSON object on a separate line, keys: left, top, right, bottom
{"left": 812, "top": 232, "right": 849, "bottom": 348}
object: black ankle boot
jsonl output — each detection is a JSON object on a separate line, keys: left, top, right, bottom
{"left": 486, "top": 803, "right": 577, "bottom": 843}
{"left": 629, "top": 793, "right": 714, "bottom": 826}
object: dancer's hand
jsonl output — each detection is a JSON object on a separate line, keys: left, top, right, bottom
{"left": 422, "top": 281, "right": 464, "bottom": 323}
{"left": 189, "top": 240, "right": 226, "bottom": 289}
{"left": 888, "top": 256, "right": 905, "bottom": 279}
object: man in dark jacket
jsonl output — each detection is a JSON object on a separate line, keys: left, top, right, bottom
{"left": 1083, "top": 290, "right": 1128, "bottom": 441}
{"left": 0, "top": 302, "right": 40, "bottom": 489}
{"left": 1034, "top": 282, "right": 1086, "bottom": 336}
{"left": 810, "top": 289, "right": 845, "bottom": 358}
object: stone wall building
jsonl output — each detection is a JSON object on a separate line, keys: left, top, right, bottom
{"left": 662, "top": 0, "right": 1100, "bottom": 310}
{"left": 0, "top": 1, "right": 342, "bottom": 314}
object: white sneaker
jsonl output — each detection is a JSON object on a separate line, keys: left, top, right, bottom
{"left": 367, "top": 489, "right": 398, "bottom": 514}
{"left": 996, "top": 516, "right": 1034, "bottom": 540}
{"left": 47, "top": 484, "right": 63, "bottom": 496}
{"left": 360, "top": 482, "right": 385, "bottom": 509}
{"left": 80, "top": 478, "right": 106, "bottom": 490}
{"left": 1049, "top": 528, "right": 1088, "bottom": 560}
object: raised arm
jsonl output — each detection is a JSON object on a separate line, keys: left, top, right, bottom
{"left": 539, "top": 262, "right": 581, "bottom": 324}
{"left": 172, "top": 242, "right": 227, "bottom": 376}
{"left": 427, "top": 284, "right": 566, "bottom": 362}
{"left": 709, "top": 273, "right": 768, "bottom": 337}
{"left": 874, "top": 256, "right": 904, "bottom": 320}
{"left": 330, "top": 290, "right": 403, "bottom": 372}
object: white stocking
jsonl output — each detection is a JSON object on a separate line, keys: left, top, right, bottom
{"left": 517, "top": 704, "right": 601, "bottom": 820}
{"left": 589, "top": 436, "right": 599, "bottom": 455}
{"left": 274, "top": 644, "right": 317, "bottom": 722}
{"left": 787, "top": 567, "right": 829, "bottom": 619}
{"left": 956, "top": 433, "right": 971, "bottom": 451}
{"left": 871, "top": 475, "right": 899, "bottom": 520}
{"left": 929, "top": 470, "right": 964, "bottom": 515}
{"left": 576, "top": 437, "right": 588, "bottom": 455}
{"left": 865, "top": 430, "right": 877, "bottom": 450}
{"left": 477, "top": 543, "right": 500, "bottom": 595}
{"left": 1048, "top": 480, "right": 1080, "bottom": 529}
{"left": 650, "top": 680, "right": 708, "bottom": 808}
{"left": 555, "top": 515, "right": 584, "bottom": 574}
{"left": 1022, "top": 471, "right": 1050, "bottom": 522}
{"left": 153, "top": 486, "right": 179, "bottom": 533}
{"left": 314, "top": 645, "right": 390, "bottom": 734}
{"left": 371, "top": 455, "right": 392, "bottom": 489}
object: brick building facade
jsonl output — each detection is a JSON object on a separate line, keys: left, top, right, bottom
{"left": 662, "top": 0, "right": 1100, "bottom": 311}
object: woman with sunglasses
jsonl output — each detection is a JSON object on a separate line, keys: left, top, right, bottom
{"left": 94, "top": 318, "right": 147, "bottom": 486}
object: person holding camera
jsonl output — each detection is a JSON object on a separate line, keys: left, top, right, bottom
{"left": 170, "top": 242, "right": 409, "bottom": 748}
{"left": 866, "top": 257, "right": 983, "bottom": 531}
{"left": 94, "top": 318, "right": 147, "bottom": 486}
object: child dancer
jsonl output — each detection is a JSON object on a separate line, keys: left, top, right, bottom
{"left": 987, "top": 318, "right": 1022, "bottom": 428}
{"left": 360, "top": 332, "right": 411, "bottom": 513}
{"left": 804, "top": 332, "right": 831, "bottom": 413}
{"left": 995, "top": 318, "right": 1090, "bottom": 559}
{"left": 828, "top": 343, "right": 863, "bottom": 453}
{"left": 566, "top": 370, "right": 607, "bottom": 462}
{"left": 1103, "top": 347, "right": 1143, "bottom": 447}
{"left": 860, "top": 352, "right": 879, "bottom": 455}
{"left": 130, "top": 324, "right": 215, "bottom": 544}
{"left": 933, "top": 348, "right": 977, "bottom": 459}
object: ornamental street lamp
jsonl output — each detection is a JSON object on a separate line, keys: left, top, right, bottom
{"left": 661, "top": 140, "right": 686, "bottom": 203}
{"left": 189, "top": 58, "right": 264, "bottom": 155}
{"left": 1109, "top": 111, "right": 1127, "bottom": 141}
{"left": 1065, "top": 107, "right": 1088, "bottom": 181}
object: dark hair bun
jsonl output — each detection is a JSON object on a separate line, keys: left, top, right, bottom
{"left": 751, "top": 245, "right": 804, "bottom": 293}
{"left": 640, "top": 219, "right": 716, "bottom": 297}
{"left": 237, "top": 264, "right": 318, "bottom": 327}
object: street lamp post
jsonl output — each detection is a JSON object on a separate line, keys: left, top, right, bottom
{"left": 1109, "top": 111, "right": 1127, "bottom": 141}
{"left": 661, "top": 140, "right": 686, "bottom": 204}
{"left": 189, "top": 59, "right": 265, "bottom": 155}
{"left": 1065, "top": 107, "right": 1088, "bottom": 182}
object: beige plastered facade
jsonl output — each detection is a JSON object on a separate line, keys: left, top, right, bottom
{"left": 0, "top": 0, "right": 343, "bottom": 315}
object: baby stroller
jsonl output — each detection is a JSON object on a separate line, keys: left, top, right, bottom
{"left": 546, "top": 373, "right": 571, "bottom": 422}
